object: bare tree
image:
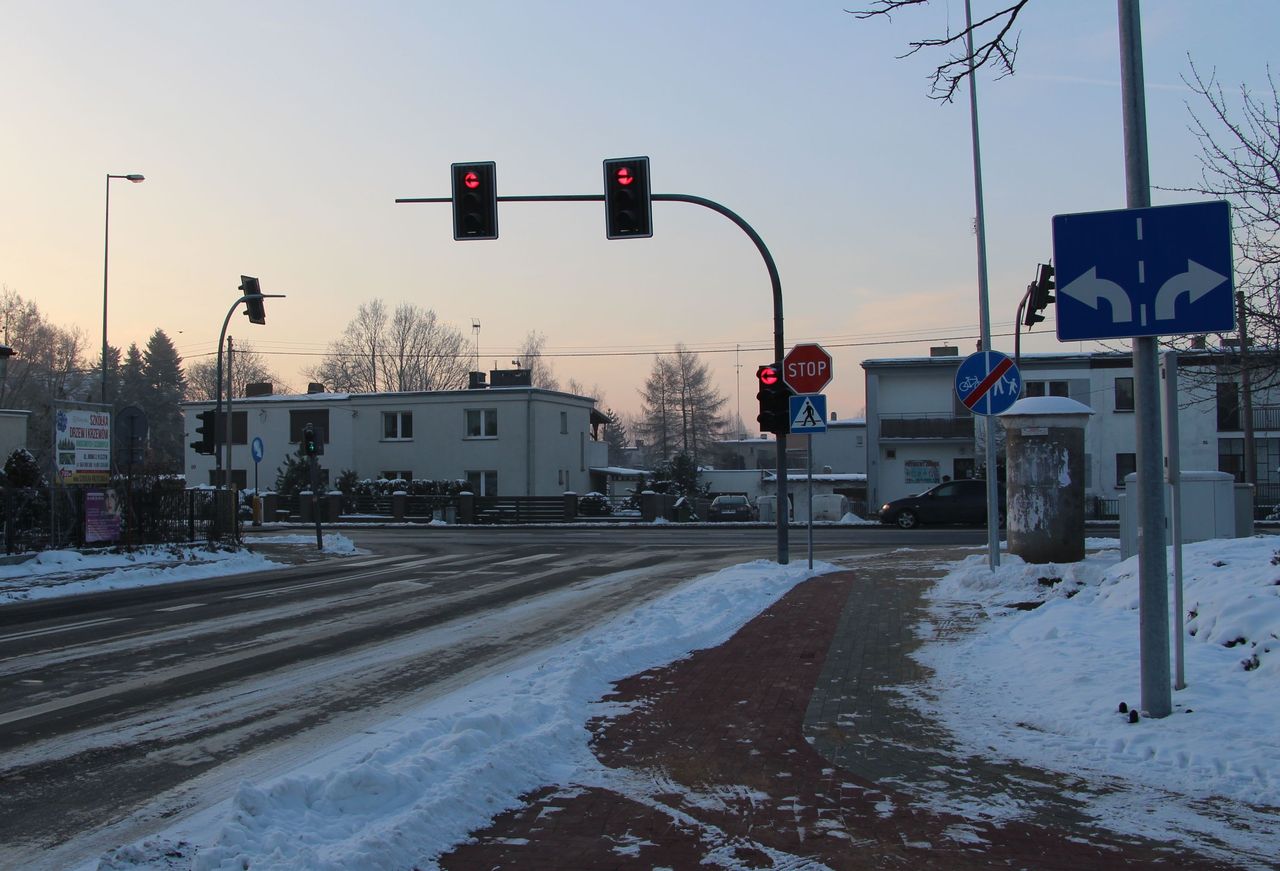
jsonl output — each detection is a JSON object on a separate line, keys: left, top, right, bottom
{"left": 850, "top": 0, "right": 1030, "bottom": 102}
{"left": 308, "top": 300, "right": 471, "bottom": 393}
{"left": 515, "top": 330, "right": 560, "bottom": 391}
{"left": 638, "top": 345, "right": 728, "bottom": 467}
{"left": 185, "top": 342, "right": 289, "bottom": 401}
{"left": 1166, "top": 62, "right": 1280, "bottom": 388}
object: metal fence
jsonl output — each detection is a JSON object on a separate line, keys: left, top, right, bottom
{"left": 3, "top": 485, "right": 233, "bottom": 555}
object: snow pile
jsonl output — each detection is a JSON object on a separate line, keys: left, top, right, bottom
{"left": 247, "top": 533, "right": 362, "bottom": 554}
{"left": 185, "top": 559, "right": 830, "bottom": 871}
{"left": 0, "top": 545, "right": 282, "bottom": 605}
{"left": 914, "top": 536, "right": 1280, "bottom": 816}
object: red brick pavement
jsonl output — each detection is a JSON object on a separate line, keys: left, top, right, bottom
{"left": 439, "top": 569, "right": 1229, "bottom": 869}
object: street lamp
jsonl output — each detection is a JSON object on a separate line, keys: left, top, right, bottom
{"left": 102, "top": 172, "right": 145, "bottom": 404}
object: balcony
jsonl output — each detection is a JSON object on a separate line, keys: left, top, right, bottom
{"left": 879, "top": 414, "right": 975, "bottom": 440}
{"left": 1218, "top": 404, "right": 1280, "bottom": 433}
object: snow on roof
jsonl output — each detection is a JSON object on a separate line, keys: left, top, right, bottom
{"left": 1001, "top": 396, "right": 1095, "bottom": 416}
{"left": 589, "top": 466, "right": 648, "bottom": 477}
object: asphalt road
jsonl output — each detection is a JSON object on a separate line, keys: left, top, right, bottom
{"left": 0, "top": 524, "right": 956, "bottom": 869}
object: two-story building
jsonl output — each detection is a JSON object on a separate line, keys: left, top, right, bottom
{"left": 863, "top": 347, "right": 1279, "bottom": 516}
{"left": 183, "top": 373, "right": 609, "bottom": 497}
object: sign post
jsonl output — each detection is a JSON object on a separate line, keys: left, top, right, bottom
{"left": 955, "top": 350, "right": 1021, "bottom": 569}
{"left": 251, "top": 436, "right": 265, "bottom": 526}
{"left": 784, "top": 344, "right": 833, "bottom": 570}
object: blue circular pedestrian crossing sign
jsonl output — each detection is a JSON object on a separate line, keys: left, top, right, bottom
{"left": 954, "top": 350, "right": 1022, "bottom": 416}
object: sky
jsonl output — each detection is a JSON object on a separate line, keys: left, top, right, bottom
{"left": 3, "top": 1, "right": 1278, "bottom": 424}
{"left": 4, "top": 533, "right": 1275, "bottom": 868}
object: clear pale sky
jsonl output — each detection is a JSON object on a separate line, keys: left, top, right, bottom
{"left": 2, "top": 1, "right": 1275, "bottom": 425}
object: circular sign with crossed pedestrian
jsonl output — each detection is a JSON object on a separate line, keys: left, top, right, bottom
{"left": 954, "top": 350, "right": 1022, "bottom": 416}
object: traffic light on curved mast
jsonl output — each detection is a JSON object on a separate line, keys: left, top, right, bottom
{"left": 451, "top": 161, "right": 498, "bottom": 240}
{"left": 240, "top": 275, "right": 266, "bottom": 325}
{"left": 603, "top": 156, "right": 652, "bottom": 239}
{"left": 755, "top": 364, "right": 793, "bottom": 435}
{"left": 191, "top": 410, "right": 216, "bottom": 455}
{"left": 1023, "top": 263, "right": 1056, "bottom": 327}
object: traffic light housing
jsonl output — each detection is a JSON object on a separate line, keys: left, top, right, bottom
{"left": 191, "top": 410, "right": 216, "bottom": 455}
{"left": 756, "top": 364, "right": 793, "bottom": 435}
{"left": 302, "top": 424, "right": 319, "bottom": 457}
{"left": 1023, "top": 263, "right": 1056, "bottom": 327}
{"left": 451, "top": 161, "right": 498, "bottom": 240}
{"left": 241, "top": 275, "right": 265, "bottom": 325}
{"left": 603, "top": 156, "right": 652, "bottom": 239}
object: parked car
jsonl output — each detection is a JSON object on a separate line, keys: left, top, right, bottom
{"left": 878, "top": 479, "right": 1004, "bottom": 529}
{"left": 708, "top": 494, "right": 754, "bottom": 522}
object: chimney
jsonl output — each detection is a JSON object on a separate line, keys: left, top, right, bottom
{"left": 307, "top": 382, "right": 326, "bottom": 394}
{"left": 245, "top": 382, "right": 273, "bottom": 397}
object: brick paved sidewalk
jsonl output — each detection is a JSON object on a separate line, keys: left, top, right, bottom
{"left": 440, "top": 548, "right": 1231, "bottom": 870}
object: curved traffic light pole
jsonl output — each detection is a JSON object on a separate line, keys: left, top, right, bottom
{"left": 395, "top": 191, "right": 790, "bottom": 564}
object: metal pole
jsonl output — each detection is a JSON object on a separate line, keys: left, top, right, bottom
{"left": 1162, "top": 351, "right": 1186, "bottom": 690}
{"left": 1119, "top": 0, "right": 1171, "bottom": 718}
{"left": 395, "top": 190, "right": 789, "bottom": 562}
{"left": 807, "top": 433, "right": 814, "bottom": 570}
{"left": 1236, "top": 290, "right": 1256, "bottom": 487}
{"left": 964, "top": 0, "right": 1000, "bottom": 568}
{"left": 101, "top": 175, "right": 111, "bottom": 406}
{"left": 227, "top": 335, "right": 236, "bottom": 542}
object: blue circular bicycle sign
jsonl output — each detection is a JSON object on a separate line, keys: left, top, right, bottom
{"left": 954, "top": 350, "right": 1022, "bottom": 416}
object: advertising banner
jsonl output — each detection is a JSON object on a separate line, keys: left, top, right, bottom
{"left": 904, "top": 459, "right": 940, "bottom": 485}
{"left": 84, "top": 489, "right": 123, "bottom": 543}
{"left": 55, "top": 408, "right": 112, "bottom": 485}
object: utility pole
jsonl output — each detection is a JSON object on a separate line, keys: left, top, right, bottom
{"left": 1236, "top": 290, "right": 1256, "bottom": 487}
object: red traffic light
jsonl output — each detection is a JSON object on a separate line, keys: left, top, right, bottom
{"left": 463, "top": 171, "right": 481, "bottom": 190}
{"left": 615, "top": 166, "right": 634, "bottom": 186}
{"left": 758, "top": 366, "right": 780, "bottom": 386}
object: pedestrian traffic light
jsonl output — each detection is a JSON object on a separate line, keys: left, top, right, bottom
{"left": 302, "top": 424, "right": 319, "bottom": 457}
{"left": 603, "top": 156, "right": 652, "bottom": 239}
{"left": 192, "top": 410, "right": 216, "bottom": 455}
{"left": 451, "top": 161, "right": 498, "bottom": 240}
{"left": 1023, "top": 263, "right": 1056, "bottom": 327}
{"left": 756, "top": 364, "right": 793, "bottom": 435}
{"left": 240, "top": 275, "right": 266, "bottom": 325}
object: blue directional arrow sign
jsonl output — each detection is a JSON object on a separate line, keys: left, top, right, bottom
{"left": 789, "top": 394, "right": 827, "bottom": 434}
{"left": 251, "top": 436, "right": 264, "bottom": 463}
{"left": 1052, "top": 200, "right": 1234, "bottom": 341}
{"left": 955, "top": 351, "right": 1021, "bottom": 417}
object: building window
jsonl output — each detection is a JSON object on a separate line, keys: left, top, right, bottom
{"left": 1114, "top": 377, "right": 1134, "bottom": 412}
{"left": 1216, "top": 381, "right": 1241, "bottom": 431}
{"left": 1115, "top": 453, "right": 1137, "bottom": 488}
{"left": 383, "top": 411, "right": 413, "bottom": 440}
{"left": 213, "top": 411, "right": 249, "bottom": 445}
{"left": 465, "top": 470, "right": 498, "bottom": 495}
{"left": 465, "top": 408, "right": 498, "bottom": 438}
{"left": 1025, "top": 380, "right": 1069, "bottom": 398}
{"left": 289, "top": 409, "right": 330, "bottom": 445}
{"left": 560, "top": 411, "right": 568, "bottom": 434}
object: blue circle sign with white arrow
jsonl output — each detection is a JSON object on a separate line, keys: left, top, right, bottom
{"left": 1052, "top": 200, "right": 1234, "bottom": 341}
{"left": 251, "top": 436, "right": 264, "bottom": 463}
{"left": 955, "top": 350, "right": 1022, "bottom": 417}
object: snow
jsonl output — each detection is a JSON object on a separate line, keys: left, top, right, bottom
{"left": 1001, "top": 396, "right": 1095, "bottom": 416}
{"left": 11, "top": 532, "right": 1272, "bottom": 867}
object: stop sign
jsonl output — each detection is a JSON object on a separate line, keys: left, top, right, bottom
{"left": 783, "top": 343, "right": 833, "bottom": 394}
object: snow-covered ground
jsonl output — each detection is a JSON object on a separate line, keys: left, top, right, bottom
{"left": 4, "top": 533, "right": 1273, "bottom": 867}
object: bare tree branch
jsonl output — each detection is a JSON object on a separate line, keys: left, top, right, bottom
{"left": 850, "top": 0, "right": 1030, "bottom": 102}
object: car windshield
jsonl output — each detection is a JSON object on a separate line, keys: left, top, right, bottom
{"left": 714, "top": 496, "right": 746, "bottom": 506}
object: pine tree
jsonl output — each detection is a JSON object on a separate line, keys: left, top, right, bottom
{"left": 142, "top": 330, "right": 186, "bottom": 471}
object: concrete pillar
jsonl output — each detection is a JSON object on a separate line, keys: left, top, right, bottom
{"left": 562, "top": 491, "right": 578, "bottom": 521}
{"left": 326, "top": 492, "right": 342, "bottom": 522}
{"left": 299, "top": 491, "right": 314, "bottom": 523}
{"left": 457, "top": 491, "right": 475, "bottom": 524}
{"left": 262, "top": 492, "right": 278, "bottom": 521}
{"left": 391, "top": 491, "right": 407, "bottom": 522}
{"left": 639, "top": 490, "right": 659, "bottom": 522}
{"left": 999, "top": 397, "right": 1094, "bottom": 564}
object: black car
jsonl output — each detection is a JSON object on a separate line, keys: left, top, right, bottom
{"left": 878, "top": 479, "right": 1004, "bottom": 529}
{"left": 707, "top": 494, "right": 754, "bottom": 522}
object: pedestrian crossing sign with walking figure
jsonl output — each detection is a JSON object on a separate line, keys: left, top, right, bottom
{"left": 789, "top": 394, "right": 827, "bottom": 433}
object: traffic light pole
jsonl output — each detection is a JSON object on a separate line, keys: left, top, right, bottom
{"left": 395, "top": 191, "right": 789, "bottom": 563}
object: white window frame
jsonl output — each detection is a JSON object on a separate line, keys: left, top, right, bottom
{"left": 382, "top": 411, "right": 414, "bottom": 441}
{"left": 465, "top": 470, "right": 498, "bottom": 496}
{"left": 465, "top": 408, "right": 498, "bottom": 439}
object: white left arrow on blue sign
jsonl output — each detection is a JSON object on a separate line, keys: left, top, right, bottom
{"left": 1058, "top": 267, "right": 1131, "bottom": 323}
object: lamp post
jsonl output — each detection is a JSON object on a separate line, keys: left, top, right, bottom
{"left": 102, "top": 172, "right": 145, "bottom": 404}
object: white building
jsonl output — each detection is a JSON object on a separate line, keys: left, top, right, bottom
{"left": 183, "top": 381, "right": 609, "bottom": 497}
{"left": 863, "top": 348, "right": 1278, "bottom": 515}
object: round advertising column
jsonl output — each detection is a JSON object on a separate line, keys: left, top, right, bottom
{"left": 999, "top": 396, "right": 1094, "bottom": 564}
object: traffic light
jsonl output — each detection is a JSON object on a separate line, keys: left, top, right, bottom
{"left": 192, "top": 410, "right": 216, "bottom": 455}
{"left": 451, "top": 161, "right": 498, "bottom": 240}
{"left": 1023, "top": 263, "right": 1056, "bottom": 327}
{"left": 241, "top": 275, "right": 265, "bottom": 325}
{"left": 302, "top": 424, "right": 319, "bottom": 457}
{"left": 756, "top": 364, "right": 793, "bottom": 435}
{"left": 603, "top": 156, "right": 652, "bottom": 239}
